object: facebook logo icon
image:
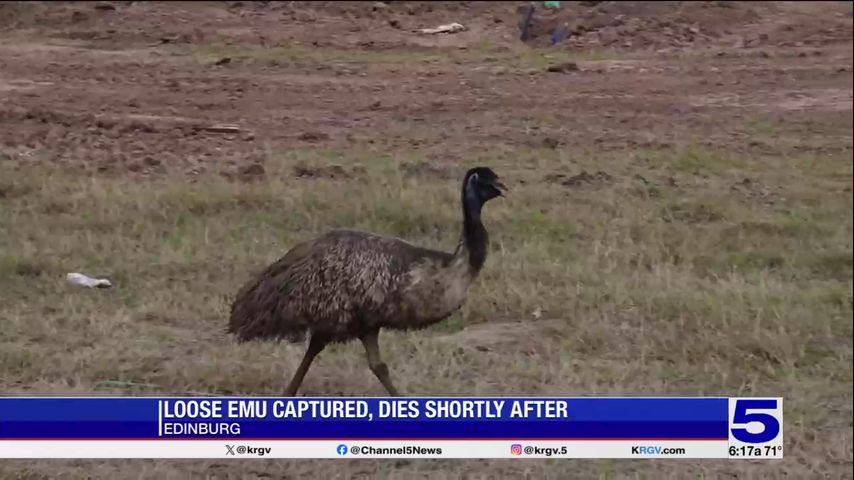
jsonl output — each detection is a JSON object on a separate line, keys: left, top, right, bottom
{"left": 337, "top": 444, "right": 348, "bottom": 455}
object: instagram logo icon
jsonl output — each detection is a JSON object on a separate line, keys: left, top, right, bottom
{"left": 510, "top": 444, "right": 523, "bottom": 456}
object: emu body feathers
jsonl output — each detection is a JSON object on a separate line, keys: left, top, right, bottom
{"left": 227, "top": 167, "right": 505, "bottom": 396}
{"left": 228, "top": 229, "right": 471, "bottom": 343}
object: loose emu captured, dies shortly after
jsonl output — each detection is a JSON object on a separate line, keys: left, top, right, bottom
{"left": 228, "top": 167, "right": 506, "bottom": 396}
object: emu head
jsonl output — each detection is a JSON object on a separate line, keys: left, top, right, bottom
{"left": 463, "top": 167, "right": 506, "bottom": 207}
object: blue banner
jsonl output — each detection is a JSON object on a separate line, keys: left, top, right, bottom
{"left": 0, "top": 398, "right": 728, "bottom": 440}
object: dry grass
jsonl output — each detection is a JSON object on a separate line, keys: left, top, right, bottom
{"left": 1, "top": 141, "right": 851, "bottom": 477}
{"left": 187, "top": 42, "right": 620, "bottom": 70}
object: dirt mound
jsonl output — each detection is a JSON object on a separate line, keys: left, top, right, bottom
{"left": 0, "top": 1, "right": 516, "bottom": 50}
{"left": 401, "top": 160, "right": 455, "bottom": 180}
{"left": 2, "top": 2, "right": 850, "bottom": 52}
{"left": 292, "top": 162, "right": 363, "bottom": 180}
{"left": 520, "top": 1, "right": 851, "bottom": 51}
{"left": 233, "top": 1, "right": 487, "bottom": 18}
{"left": 545, "top": 170, "right": 615, "bottom": 188}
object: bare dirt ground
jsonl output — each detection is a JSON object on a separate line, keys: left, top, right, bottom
{"left": 1, "top": 1, "right": 852, "bottom": 478}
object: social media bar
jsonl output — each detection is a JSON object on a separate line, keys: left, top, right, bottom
{"left": 2, "top": 440, "right": 740, "bottom": 459}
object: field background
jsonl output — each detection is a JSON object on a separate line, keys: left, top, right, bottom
{"left": 1, "top": 1, "right": 852, "bottom": 478}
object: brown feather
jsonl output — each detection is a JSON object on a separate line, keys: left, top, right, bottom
{"left": 228, "top": 229, "right": 470, "bottom": 343}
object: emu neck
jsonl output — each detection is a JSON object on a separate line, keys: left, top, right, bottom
{"left": 459, "top": 188, "right": 488, "bottom": 273}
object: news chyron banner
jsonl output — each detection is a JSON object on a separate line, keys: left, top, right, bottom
{"left": 0, "top": 397, "right": 782, "bottom": 459}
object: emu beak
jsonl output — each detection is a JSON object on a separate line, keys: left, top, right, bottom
{"left": 494, "top": 180, "right": 507, "bottom": 197}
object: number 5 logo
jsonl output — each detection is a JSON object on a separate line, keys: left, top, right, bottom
{"left": 730, "top": 399, "right": 782, "bottom": 443}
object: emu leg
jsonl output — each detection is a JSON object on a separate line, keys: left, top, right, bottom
{"left": 360, "top": 330, "right": 401, "bottom": 397}
{"left": 282, "top": 334, "right": 327, "bottom": 396}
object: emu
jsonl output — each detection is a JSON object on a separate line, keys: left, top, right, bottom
{"left": 228, "top": 167, "right": 505, "bottom": 396}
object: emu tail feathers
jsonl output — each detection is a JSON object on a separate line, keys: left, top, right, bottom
{"left": 227, "top": 273, "right": 307, "bottom": 344}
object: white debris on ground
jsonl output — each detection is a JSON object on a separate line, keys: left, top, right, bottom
{"left": 417, "top": 23, "right": 466, "bottom": 35}
{"left": 66, "top": 272, "right": 112, "bottom": 288}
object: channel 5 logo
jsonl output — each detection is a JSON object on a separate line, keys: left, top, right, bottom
{"left": 510, "top": 444, "right": 523, "bottom": 455}
{"left": 728, "top": 398, "right": 783, "bottom": 444}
